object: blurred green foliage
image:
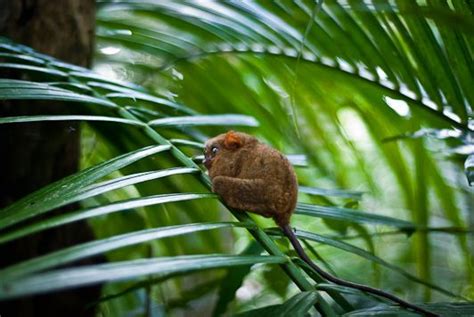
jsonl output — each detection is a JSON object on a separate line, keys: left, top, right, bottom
{"left": 0, "top": 1, "right": 473, "bottom": 316}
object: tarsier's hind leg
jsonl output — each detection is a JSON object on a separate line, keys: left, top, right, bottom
{"left": 272, "top": 190, "right": 293, "bottom": 226}
{"left": 211, "top": 176, "right": 275, "bottom": 218}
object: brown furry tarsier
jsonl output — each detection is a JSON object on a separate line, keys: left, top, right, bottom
{"left": 204, "top": 131, "right": 438, "bottom": 317}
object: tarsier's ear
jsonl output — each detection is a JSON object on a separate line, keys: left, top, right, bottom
{"left": 224, "top": 131, "right": 243, "bottom": 150}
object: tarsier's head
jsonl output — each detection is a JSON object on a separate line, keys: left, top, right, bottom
{"left": 203, "top": 131, "right": 256, "bottom": 170}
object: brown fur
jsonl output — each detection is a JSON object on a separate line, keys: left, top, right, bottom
{"left": 204, "top": 131, "right": 297, "bottom": 226}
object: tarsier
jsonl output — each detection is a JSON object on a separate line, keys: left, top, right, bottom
{"left": 204, "top": 131, "right": 438, "bottom": 317}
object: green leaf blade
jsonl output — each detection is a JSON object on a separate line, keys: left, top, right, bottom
{"left": 0, "top": 79, "right": 117, "bottom": 108}
{"left": 295, "top": 203, "right": 415, "bottom": 230}
{"left": 0, "top": 222, "right": 253, "bottom": 280}
{"left": 0, "top": 193, "right": 217, "bottom": 245}
{"left": 0, "top": 115, "right": 145, "bottom": 126}
{"left": 0, "top": 145, "right": 171, "bottom": 229}
{"left": 148, "top": 114, "right": 259, "bottom": 127}
{"left": 0, "top": 255, "right": 287, "bottom": 300}
{"left": 236, "top": 291, "right": 319, "bottom": 317}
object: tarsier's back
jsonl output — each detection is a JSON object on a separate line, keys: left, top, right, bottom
{"left": 238, "top": 142, "right": 298, "bottom": 216}
{"left": 205, "top": 131, "right": 298, "bottom": 226}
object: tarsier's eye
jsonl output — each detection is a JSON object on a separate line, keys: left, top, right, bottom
{"left": 211, "top": 146, "right": 219, "bottom": 155}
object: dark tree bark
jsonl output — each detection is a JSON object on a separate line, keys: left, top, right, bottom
{"left": 0, "top": 1, "right": 100, "bottom": 316}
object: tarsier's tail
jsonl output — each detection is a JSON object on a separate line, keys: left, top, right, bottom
{"left": 281, "top": 225, "right": 440, "bottom": 317}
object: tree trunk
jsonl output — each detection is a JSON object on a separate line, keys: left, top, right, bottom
{"left": 0, "top": 1, "right": 100, "bottom": 316}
